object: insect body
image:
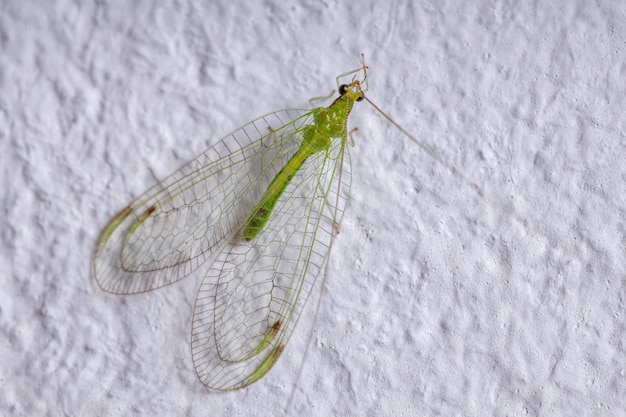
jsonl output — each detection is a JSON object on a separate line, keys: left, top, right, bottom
{"left": 243, "top": 84, "right": 362, "bottom": 240}
{"left": 94, "top": 57, "right": 369, "bottom": 390}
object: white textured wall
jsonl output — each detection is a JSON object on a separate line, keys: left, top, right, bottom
{"left": 2, "top": 1, "right": 625, "bottom": 416}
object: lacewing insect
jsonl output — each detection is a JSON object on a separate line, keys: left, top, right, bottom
{"left": 93, "top": 54, "right": 475, "bottom": 390}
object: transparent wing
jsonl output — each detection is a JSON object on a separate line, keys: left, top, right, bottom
{"left": 93, "top": 109, "right": 315, "bottom": 294}
{"left": 191, "top": 124, "right": 352, "bottom": 390}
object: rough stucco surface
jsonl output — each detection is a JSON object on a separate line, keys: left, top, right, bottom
{"left": 1, "top": 1, "right": 625, "bottom": 416}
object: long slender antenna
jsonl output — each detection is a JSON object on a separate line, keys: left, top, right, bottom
{"left": 363, "top": 95, "right": 484, "bottom": 197}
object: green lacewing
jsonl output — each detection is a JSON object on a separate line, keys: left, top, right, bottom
{"left": 93, "top": 55, "right": 476, "bottom": 390}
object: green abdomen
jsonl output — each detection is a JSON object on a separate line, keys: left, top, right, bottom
{"left": 242, "top": 99, "right": 350, "bottom": 240}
